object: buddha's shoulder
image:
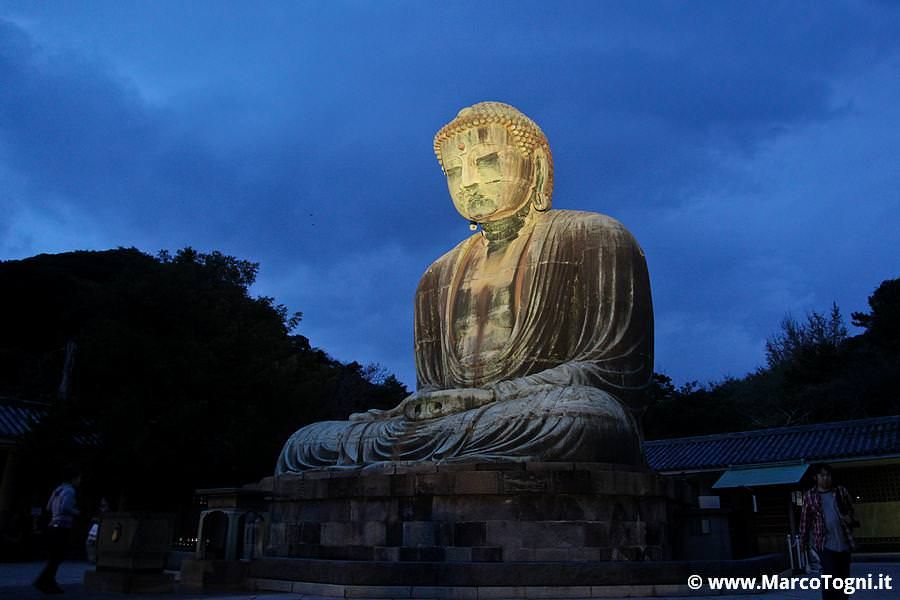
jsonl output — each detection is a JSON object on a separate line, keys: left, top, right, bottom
{"left": 543, "top": 209, "right": 623, "bottom": 228}
{"left": 541, "top": 209, "right": 635, "bottom": 241}
{"left": 417, "top": 235, "right": 476, "bottom": 288}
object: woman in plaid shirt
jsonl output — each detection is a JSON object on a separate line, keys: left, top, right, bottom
{"left": 799, "top": 463, "right": 857, "bottom": 599}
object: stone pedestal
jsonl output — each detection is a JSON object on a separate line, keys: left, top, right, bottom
{"left": 245, "top": 463, "right": 790, "bottom": 597}
{"left": 266, "top": 462, "right": 690, "bottom": 563}
{"left": 194, "top": 486, "right": 268, "bottom": 561}
{"left": 93, "top": 512, "right": 174, "bottom": 570}
{"left": 84, "top": 512, "right": 176, "bottom": 593}
{"left": 179, "top": 486, "right": 269, "bottom": 589}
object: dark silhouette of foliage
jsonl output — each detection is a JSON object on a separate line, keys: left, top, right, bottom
{"left": 852, "top": 278, "right": 900, "bottom": 354}
{"left": 644, "top": 278, "right": 900, "bottom": 439}
{"left": 0, "top": 248, "right": 407, "bottom": 509}
{"left": 643, "top": 375, "right": 752, "bottom": 440}
{"left": 764, "top": 303, "right": 847, "bottom": 370}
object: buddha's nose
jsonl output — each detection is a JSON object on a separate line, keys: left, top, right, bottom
{"left": 461, "top": 160, "right": 479, "bottom": 188}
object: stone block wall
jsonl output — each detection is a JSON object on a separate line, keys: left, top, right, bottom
{"left": 266, "top": 462, "right": 691, "bottom": 563}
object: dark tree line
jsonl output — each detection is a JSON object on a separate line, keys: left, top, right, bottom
{"left": 643, "top": 278, "right": 900, "bottom": 439}
{"left": 0, "top": 248, "right": 407, "bottom": 509}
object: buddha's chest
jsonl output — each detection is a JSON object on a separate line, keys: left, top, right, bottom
{"left": 450, "top": 241, "right": 523, "bottom": 364}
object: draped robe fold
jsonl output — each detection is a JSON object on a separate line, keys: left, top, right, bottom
{"left": 276, "top": 210, "right": 653, "bottom": 473}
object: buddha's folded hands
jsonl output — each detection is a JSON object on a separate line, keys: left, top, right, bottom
{"left": 402, "top": 388, "right": 495, "bottom": 421}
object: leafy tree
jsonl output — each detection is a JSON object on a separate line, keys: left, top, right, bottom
{"left": 642, "top": 375, "right": 752, "bottom": 439}
{"left": 852, "top": 278, "right": 900, "bottom": 353}
{"left": 764, "top": 303, "right": 847, "bottom": 369}
{"left": 0, "top": 248, "right": 407, "bottom": 510}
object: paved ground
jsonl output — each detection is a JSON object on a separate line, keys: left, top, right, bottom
{"left": 1, "top": 561, "right": 283, "bottom": 600}
{"left": 1, "top": 560, "right": 897, "bottom": 599}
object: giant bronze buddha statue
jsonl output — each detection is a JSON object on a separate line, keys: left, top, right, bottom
{"left": 276, "top": 102, "right": 653, "bottom": 473}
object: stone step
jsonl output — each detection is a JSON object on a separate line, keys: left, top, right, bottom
{"left": 248, "top": 553, "right": 787, "bottom": 587}
{"left": 287, "top": 543, "right": 504, "bottom": 562}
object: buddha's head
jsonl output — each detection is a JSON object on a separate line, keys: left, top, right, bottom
{"left": 434, "top": 102, "right": 553, "bottom": 223}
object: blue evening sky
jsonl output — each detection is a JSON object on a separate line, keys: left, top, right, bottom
{"left": 1, "top": 1, "right": 898, "bottom": 389}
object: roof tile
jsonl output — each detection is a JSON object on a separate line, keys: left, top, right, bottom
{"left": 643, "top": 415, "right": 900, "bottom": 471}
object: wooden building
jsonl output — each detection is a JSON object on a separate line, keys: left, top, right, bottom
{"left": 644, "top": 415, "right": 900, "bottom": 560}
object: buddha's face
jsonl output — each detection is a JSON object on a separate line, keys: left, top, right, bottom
{"left": 441, "top": 124, "right": 534, "bottom": 222}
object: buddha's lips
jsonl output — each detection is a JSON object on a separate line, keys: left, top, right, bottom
{"left": 466, "top": 195, "right": 494, "bottom": 214}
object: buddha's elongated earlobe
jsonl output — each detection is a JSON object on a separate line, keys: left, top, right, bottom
{"left": 531, "top": 147, "right": 552, "bottom": 212}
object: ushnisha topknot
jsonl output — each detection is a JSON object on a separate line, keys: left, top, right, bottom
{"left": 433, "top": 102, "right": 553, "bottom": 189}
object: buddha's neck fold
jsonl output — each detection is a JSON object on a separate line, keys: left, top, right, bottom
{"left": 480, "top": 203, "right": 533, "bottom": 243}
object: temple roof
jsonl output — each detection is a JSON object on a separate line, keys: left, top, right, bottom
{"left": 0, "top": 397, "right": 48, "bottom": 444}
{"left": 644, "top": 415, "right": 900, "bottom": 472}
{"left": 0, "top": 396, "right": 100, "bottom": 447}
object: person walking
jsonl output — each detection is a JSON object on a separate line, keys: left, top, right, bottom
{"left": 33, "top": 471, "right": 81, "bottom": 594}
{"left": 799, "top": 463, "right": 857, "bottom": 600}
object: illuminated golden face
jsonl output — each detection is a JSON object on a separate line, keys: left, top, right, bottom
{"left": 441, "top": 124, "right": 534, "bottom": 223}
